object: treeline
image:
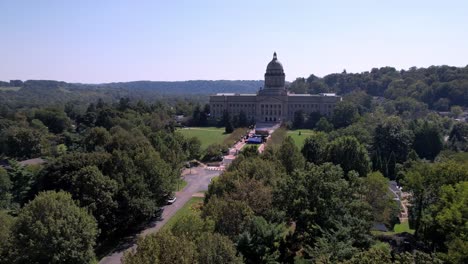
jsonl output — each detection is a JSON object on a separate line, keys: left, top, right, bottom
{"left": 289, "top": 65, "right": 468, "bottom": 109}
{"left": 0, "top": 98, "right": 203, "bottom": 263}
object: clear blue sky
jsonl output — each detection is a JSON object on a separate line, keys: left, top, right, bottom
{"left": 1, "top": 0, "right": 467, "bottom": 83}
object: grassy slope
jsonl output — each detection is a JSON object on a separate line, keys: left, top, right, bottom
{"left": 287, "top": 129, "right": 317, "bottom": 149}
{"left": 0, "top": 87, "right": 21, "bottom": 91}
{"left": 177, "top": 127, "right": 228, "bottom": 150}
{"left": 393, "top": 221, "right": 415, "bottom": 234}
{"left": 161, "top": 197, "right": 204, "bottom": 231}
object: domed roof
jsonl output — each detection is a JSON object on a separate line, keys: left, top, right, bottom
{"left": 266, "top": 52, "right": 284, "bottom": 71}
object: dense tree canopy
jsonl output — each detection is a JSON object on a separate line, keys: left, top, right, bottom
{"left": 7, "top": 191, "right": 98, "bottom": 264}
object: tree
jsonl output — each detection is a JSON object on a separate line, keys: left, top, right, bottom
{"left": 82, "top": 126, "right": 111, "bottom": 152}
{"left": 34, "top": 108, "right": 72, "bottom": 134}
{"left": 197, "top": 233, "right": 243, "bottom": 264}
{"left": 402, "top": 161, "right": 468, "bottom": 251}
{"left": 123, "top": 231, "right": 197, "bottom": 264}
{"left": 0, "top": 211, "right": 14, "bottom": 261}
{"left": 8, "top": 161, "right": 36, "bottom": 206}
{"left": 293, "top": 110, "right": 305, "bottom": 129}
{"left": 192, "top": 104, "right": 202, "bottom": 126}
{"left": 1, "top": 126, "right": 44, "bottom": 159}
{"left": 238, "top": 110, "right": 248, "bottom": 127}
{"left": 8, "top": 191, "right": 98, "bottom": 264}
{"left": 301, "top": 132, "right": 327, "bottom": 164}
{"left": 203, "top": 143, "right": 226, "bottom": 162}
{"left": 274, "top": 163, "right": 373, "bottom": 261}
{"left": 223, "top": 178, "right": 273, "bottom": 217}
{"left": 69, "top": 166, "right": 118, "bottom": 235}
{"left": 184, "top": 136, "right": 202, "bottom": 160}
{"left": 306, "top": 111, "right": 322, "bottom": 129}
{"left": 237, "top": 216, "right": 286, "bottom": 264}
{"left": 240, "top": 145, "right": 259, "bottom": 158}
{"left": 448, "top": 122, "right": 468, "bottom": 151}
{"left": 171, "top": 213, "right": 214, "bottom": 241}
{"left": 450, "top": 105, "right": 463, "bottom": 118}
{"left": 0, "top": 167, "right": 12, "bottom": 209}
{"left": 363, "top": 172, "right": 399, "bottom": 226}
{"left": 432, "top": 182, "right": 468, "bottom": 264}
{"left": 326, "top": 136, "right": 370, "bottom": 177}
{"left": 412, "top": 121, "right": 443, "bottom": 160}
{"left": 289, "top": 78, "right": 308, "bottom": 94}
{"left": 225, "top": 120, "right": 234, "bottom": 134}
{"left": 372, "top": 116, "right": 413, "bottom": 179}
{"left": 170, "top": 213, "right": 241, "bottom": 264}
{"left": 278, "top": 136, "right": 305, "bottom": 174}
{"left": 332, "top": 101, "right": 360, "bottom": 128}
{"left": 202, "top": 197, "right": 254, "bottom": 240}
{"left": 342, "top": 243, "right": 392, "bottom": 264}
{"left": 315, "top": 117, "right": 333, "bottom": 132}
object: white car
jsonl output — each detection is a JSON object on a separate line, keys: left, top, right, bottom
{"left": 167, "top": 196, "right": 177, "bottom": 204}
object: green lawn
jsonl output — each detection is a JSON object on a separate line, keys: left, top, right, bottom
{"left": 161, "top": 197, "right": 204, "bottom": 231}
{"left": 0, "top": 87, "right": 21, "bottom": 91}
{"left": 372, "top": 221, "right": 415, "bottom": 236}
{"left": 177, "top": 127, "right": 228, "bottom": 150}
{"left": 393, "top": 221, "right": 414, "bottom": 234}
{"left": 287, "top": 129, "right": 317, "bottom": 149}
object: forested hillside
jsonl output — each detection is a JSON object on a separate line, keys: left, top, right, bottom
{"left": 2, "top": 64, "right": 467, "bottom": 112}
{"left": 289, "top": 65, "right": 468, "bottom": 110}
{"left": 0, "top": 80, "right": 262, "bottom": 110}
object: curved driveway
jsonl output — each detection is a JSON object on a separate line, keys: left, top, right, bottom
{"left": 99, "top": 167, "right": 222, "bottom": 264}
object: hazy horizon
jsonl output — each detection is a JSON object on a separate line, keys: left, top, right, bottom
{"left": 1, "top": 0, "right": 467, "bottom": 83}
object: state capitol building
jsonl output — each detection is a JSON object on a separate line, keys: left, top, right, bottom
{"left": 210, "top": 53, "right": 342, "bottom": 123}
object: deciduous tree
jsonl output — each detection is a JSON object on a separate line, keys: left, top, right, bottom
{"left": 8, "top": 191, "right": 98, "bottom": 264}
{"left": 326, "top": 136, "right": 370, "bottom": 177}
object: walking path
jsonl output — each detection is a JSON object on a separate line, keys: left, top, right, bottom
{"left": 388, "top": 183, "right": 410, "bottom": 223}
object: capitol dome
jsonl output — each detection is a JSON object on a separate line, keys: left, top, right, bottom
{"left": 264, "top": 52, "right": 285, "bottom": 88}
{"left": 266, "top": 52, "right": 284, "bottom": 72}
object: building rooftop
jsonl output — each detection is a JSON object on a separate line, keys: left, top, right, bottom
{"left": 18, "top": 158, "right": 46, "bottom": 166}
{"left": 215, "top": 93, "right": 256, "bottom": 96}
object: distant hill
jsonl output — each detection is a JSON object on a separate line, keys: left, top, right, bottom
{"left": 0, "top": 80, "right": 263, "bottom": 108}
{"left": 101, "top": 80, "right": 263, "bottom": 95}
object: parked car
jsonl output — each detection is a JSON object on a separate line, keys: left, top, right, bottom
{"left": 167, "top": 195, "right": 177, "bottom": 204}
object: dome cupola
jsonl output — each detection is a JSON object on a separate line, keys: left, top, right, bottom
{"left": 264, "top": 52, "right": 285, "bottom": 88}
{"left": 266, "top": 52, "right": 284, "bottom": 71}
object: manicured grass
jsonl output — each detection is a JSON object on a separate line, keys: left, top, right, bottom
{"left": 371, "top": 221, "right": 415, "bottom": 236}
{"left": 161, "top": 197, "right": 204, "bottom": 231}
{"left": 176, "top": 178, "right": 188, "bottom": 191}
{"left": 0, "top": 87, "right": 21, "bottom": 91}
{"left": 287, "top": 129, "right": 316, "bottom": 149}
{"left": 393, "top": 221, "right": 415, "bottom": 234}
{"left": 177, "top": 127, "right": 228, "bottom": 150}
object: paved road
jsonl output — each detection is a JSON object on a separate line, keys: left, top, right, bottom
{"left": 99, "top": 167, "right": 222, "bottom": 264}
